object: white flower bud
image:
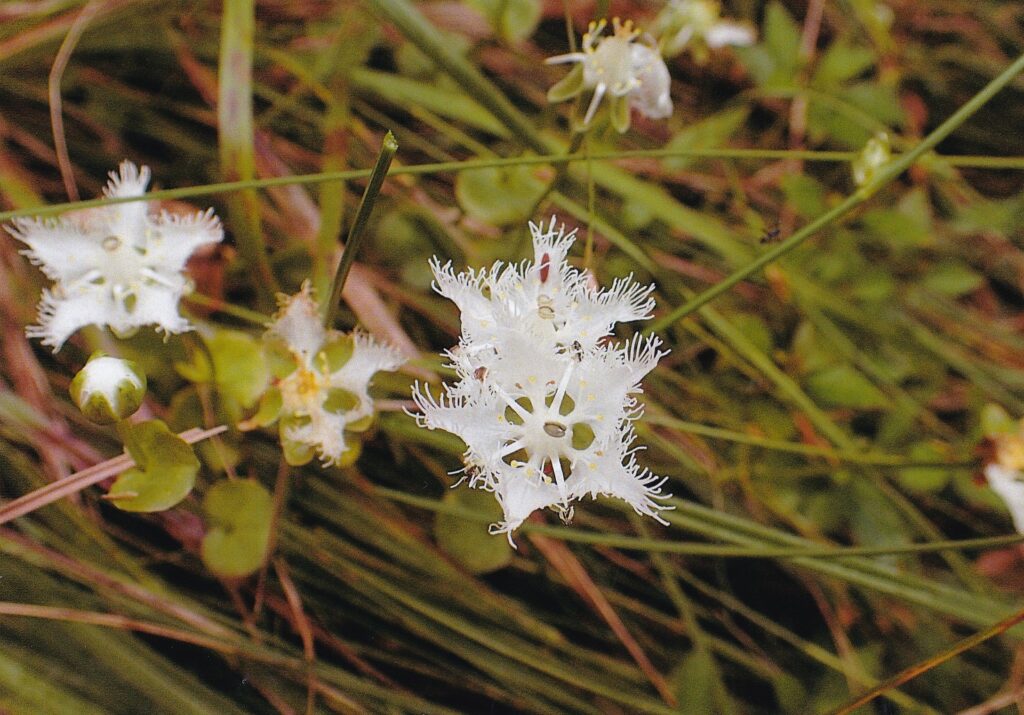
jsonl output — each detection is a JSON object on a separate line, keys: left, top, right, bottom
{"left": 70, "top": 353, "right": 147, "bottom": 424}
{"left": 852, "top": 133, "right": 892, "bottom": 188}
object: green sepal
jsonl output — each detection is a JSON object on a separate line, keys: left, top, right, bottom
{"left": 69, "top": 353, "right": 147, "bottom": 425}
{"left": 281, "top": 436, "right": 315, "bottom": 466}
{"left": 346, "top": 413, "right": 374, "bottom": 433}
{"left": 238, "top": 387, "right": 283, "bottom": 431}
{"left": 108, "top": 419, "right": 199, "bottom": 512}
{"left": 280, "top": 413, "right": 315, "bottom": 466}
{"left": 264, "top": 336, "right": 299, "bottom": 379}
{"left": 323, "top": 388, "right": 359, "bottom": 414}
{"left": 610, "top": 95, "right": 632, "bottom": 133}
{"left": 320, "top": 334, "right": 355, "bottom": 373}
{"left": 334, "top": 440, "right": 362, "bottom": 468}
{"left": 546, "top": 64, "right": 585, "bottom": 103}
{"left": 201, "top": 479, "right": 274, "bottom": 578}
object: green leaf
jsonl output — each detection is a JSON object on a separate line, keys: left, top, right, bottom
{"left": 435, "top": 488, "right": 512, "bottom": 574}
{"left": 464, "top": 0, "right": 541, "bottom": 43}
{"left": 980, "top": 403, "right": 1016, "bottom": 437}
{"left": 860, "top": 207, "right": 931, "bottom": 248}
{"left": 850, "top": 268, "right": 896, "bottom": 303}
{"left": 201, "top": 479, "right": 274, "bottom": 578}
{"left": 813, "top": 41, "right": 876, "bottom": 88}
{"left": 791, "top": 321, "right": 838, "bottom": 375}
{"left": 849, "top": 479, "right": 908, "bottom": 547}
{"left": 805, "top": 365, "right": 888, "bottom": 409}
{"left": 351, "top": 68, "right": 509, "bottom": 137}
{"left": 206, "top": 329, "right": 270, "bottom": 410}
{"left": 922, "top": 260, "right": 984, "bottom": 296}
{"left": 781, "top": 173, "right": 827, "bottom": 219}
{"left": 761, "top": 2, "right": 801, "bottom": 86}
{"left": 455, "top": 163, "right": 547, "bottom": 226}
{"left": 730, "top": 313, "right": 773, "bottom": 356}
{"left": 898, "top": 442, "right": 952, "bottom": 493}
{"left": 671, "top": 648, "right": 718, "bottom": 715}
{"left": 663, "top": 107, "right": 749, "bottom": 171}
{"left": 108, "top": 420, "right": 200, "bottom": 512}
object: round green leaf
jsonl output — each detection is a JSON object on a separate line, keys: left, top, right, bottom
{"left": 805, "top": 364, "right": 887, "bottom": 409}
{"left": 897, "top": 442, "right": 952, "bottom": 493}
{"left": 108, "top": 420, "right": 199, "bottom": 512}
{"left": 201, "top": 479, "right": 274, "bottom": 578}
{"left": 455, "top": 164, "right": 546, "bottom": 227}
{"left": 435, "top": 488, "right": 512, "bottom": 574}
{"left": 206, "top": 329, "right": 271, "bottom": 410}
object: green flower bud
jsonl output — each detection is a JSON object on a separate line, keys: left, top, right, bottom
{"left": 70, "top": 353, "right": 147, "bottom": 424}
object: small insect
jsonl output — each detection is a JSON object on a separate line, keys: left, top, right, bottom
{"left": 569, "top": 340, "right": 583, "bottom": 361}
{"left": 759, "top": 223, "right": 782, "bottom": 244}
{"left": 538, "top": 252, "right": 551, "bottom": 283}
{"left": 473, "top": 366, "right": 488, "bottom": 381}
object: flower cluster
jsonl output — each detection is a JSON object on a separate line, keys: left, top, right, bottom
{"left": 412, "top": 217, "right": 671, "bottom": 541}
{"left": 245, "top": 282, "right": 404, "bottom": 467}
{"left": 546, "top": 18, "right": 672, "bottom": 132}
{"left": 7, "top": 161, "right": 223, "bottom": 351}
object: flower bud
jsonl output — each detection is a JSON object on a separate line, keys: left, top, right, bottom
{"left": 852, "top": 132, "right": 892, "bottom": 188}
{"left": 70, "top": 353, "right": 147, "bottom": 424}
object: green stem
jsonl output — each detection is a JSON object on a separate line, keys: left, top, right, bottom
{"left": 648, "top": 50, "right": 1024, "bottom": 333}
{"left": 4, "top": 148, "right": 1024, "bottom": 224}
{"left": 323, "top": 131, "right": 398, "bottom": 328}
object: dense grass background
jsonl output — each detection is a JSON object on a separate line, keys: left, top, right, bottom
{"left": 2, "top": 1, "right": 1024, "bottom": 713}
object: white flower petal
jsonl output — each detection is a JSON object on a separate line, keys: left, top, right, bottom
{"left": 569, "top": 437, "right": 671, "bottom": 524}
{"left": 267, "top": 282, "right": 326, "bottom": 362}
{"left": 489, "top": 472, "right": 564, "bottom": 543}
{"left": 629, "top": 44, "right": 673, "bottom": 119}
{"left": 9, "top": 217, "right": 111, "bottom": 285}
{"left": 986, "top": 464, "right": 1024, "bottom": 534}
{"left": 705, "top": 22, "right": 756, "bottom": 48}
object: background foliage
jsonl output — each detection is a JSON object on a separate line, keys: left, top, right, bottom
{"left": 1, "top": 0, "right": 1024, "bottom": 713}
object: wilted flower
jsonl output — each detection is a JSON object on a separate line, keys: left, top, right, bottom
{"left": 547, "top": 18, "right": 672, "bottom": 132}
{"left": 412, "top": 218, "right": 671, "bottom": 542}
{"left": 653, "top": 0, "right": 756, "bottom": 58}
{"left": 69, "top": 352, "right": 147, "bottom": 424}
{"left": 245, "top": 282, "right": 404, "bottom": 467}
{"left": 6, "top": 161, "right": 223, "bottom": 351}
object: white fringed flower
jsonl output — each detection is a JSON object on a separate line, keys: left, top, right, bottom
{"left": 430, "top": 217, "right": 655, "bottom": 355}
{"left": 261, "top": 282, "right": 404, "bottom": 466}
{"left": 412, "top": 217, "right": 671, "bottom": 542}
{"left": 654, "top": 0, "right": 756, "bottom": 58}
{"left": 546, "top": 18, "right": 673, "bottom": 132}
{"left": 6, "top": 161, "right": 223, "bottom": 351}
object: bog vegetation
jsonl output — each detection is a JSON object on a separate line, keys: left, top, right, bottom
{"left": 1, "top": 1, "right": 1024, "bottom": 713}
